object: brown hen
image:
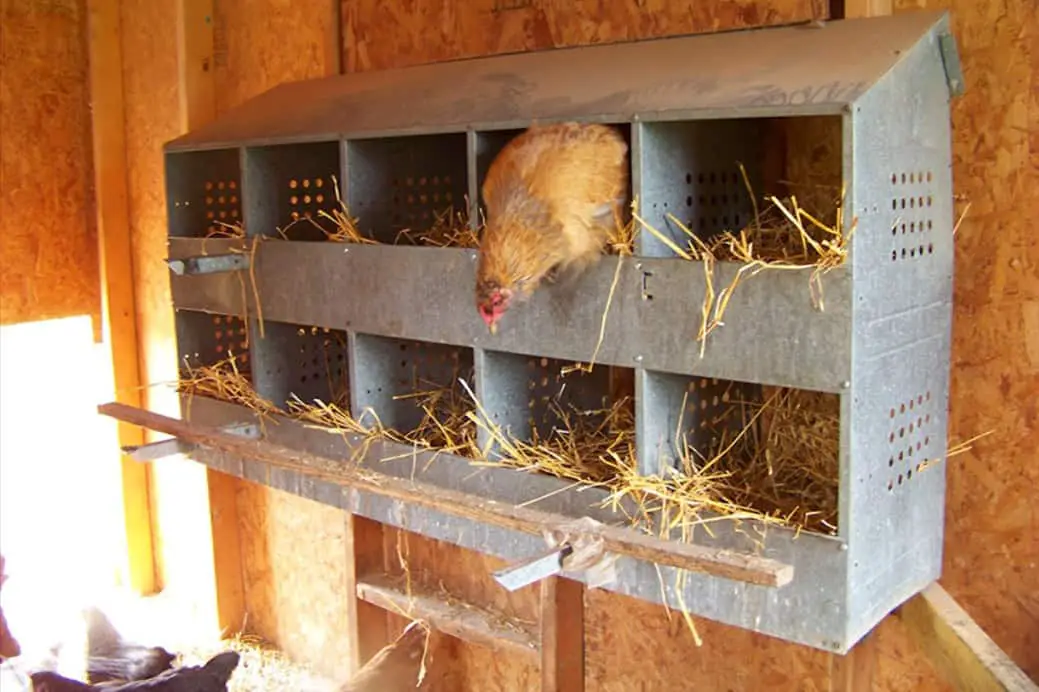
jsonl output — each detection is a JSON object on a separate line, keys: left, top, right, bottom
{"left": 338, "top": 620, "right": 428, "bottom": 692}
{"left": 475, "top": 122, "right": 629, "bottom": 333}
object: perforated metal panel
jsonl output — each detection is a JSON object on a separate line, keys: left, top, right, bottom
{"left": 638, "top": 120, "right": 765, "bottom": 257}
{"left": 346, "top": 134, "right": 469, "bottom": 244}
{"left": 165, "top": 149, "right": 243, "bottom": 238}
{"left": 350, "top": 334, "right": 474, "bottom": 434}
{"left": 244, "top": 142, "right": 342, "bottom": 241}
{"left": 841, "top": 29, "right": 955, "bottom": 644}
{"left": 251, "top": 320, "right": 350, "bottom": 410}
{"left": 636, "top": 371, "right": 762, "bottom": 475}
{"left": 174, "top": 309, "right": 251, "bottom": 378}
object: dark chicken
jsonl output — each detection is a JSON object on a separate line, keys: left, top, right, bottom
{"left": 475, "top": 122, "right": 629, "bottom": 333}
{"left": 28, "top": 651, "right": 239, "bottom": 692}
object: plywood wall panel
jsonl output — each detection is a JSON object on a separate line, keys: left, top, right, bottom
{"left": 0, "top": 0, "right": 98, "bottom": 326}
{"left": 342, "top": 0, "right": 824, "bottom": 72}
{"left": 238, "top": 486, "right": 354, "bottom": 682}
{"left": 212, "top": 0, "right": 340, "bottom": 117}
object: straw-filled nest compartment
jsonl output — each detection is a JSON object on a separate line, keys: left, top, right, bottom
{"left": 203, "top": 137, "right": 480, "bottom": 248}
{"left": 636, "top": 374, "right": 841, "bottom": 536}
{"left": 176, "top": 342, "right": 842, "bottom": 538}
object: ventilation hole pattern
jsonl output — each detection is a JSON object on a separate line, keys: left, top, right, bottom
{"left": 287, "top": 177, "right": 329, "bottom": 223}
{"left": 686, "top": 170, "right": 745, "bottom": 237}
{"left": 525, "top": 357, "right": 611, "bottom": 438}
{"left": 885, "top": 390, "right": 936, "bottom": 492}
{"left": 210, "top": 313, "right": 249, "bottom": 362}
{"left": 391, "top": 339, "right": 469, "bottom": 392}
{"left": 292, "top": 325, "right": 348, "bottom": 392}
{"left": 889, "top": 171, "right": 936, "bottom": 262}
{"left": 203, "top": 179, "right": 241, "bottom": 235}
{"left": 177, "top": 311, "right": 250, "bottom": 383}
{"left": 390, "top": 175, "right": 456, "bottom": 231}
{"left": 681, "top": 377, "right": 760, "bottom": 452}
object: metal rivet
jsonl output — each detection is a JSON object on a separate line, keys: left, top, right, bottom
{"left": 839, "top": 543, "right": 848, "bottom": 552}
{"left": 841, "top": 380, "right": 851, "bottom": 389}
{"left": 634, "top": 355, "right": 643, "bottom": 363}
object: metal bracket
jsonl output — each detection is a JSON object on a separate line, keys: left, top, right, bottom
{"left": 937, "top": 32, "right": 965, "bottom": 98}
{"left": 492, "top": 544, "right": 574, "bottom": 592}
{"left": 122, "top": 437, "right": 196, "bottom": 462}
{"left": 122, "top": 422, "right": 260, "bottom": 462}
{"left": 167, "top": 253, "right": 249, "bottom": 276}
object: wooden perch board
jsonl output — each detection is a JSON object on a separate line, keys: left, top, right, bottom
{"left": 357, "top": 574, "right": 539, "bottom": 659}
{"left": 898, "top": 583, "right": 1039, "bottom": 692}
{"left": 97, "top": 401, "right": 796, "bottom": 589}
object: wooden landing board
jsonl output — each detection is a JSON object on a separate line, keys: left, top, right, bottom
{"left": 356, "top": 574, "right": 539, "bottom": 659}
{"left": 97, "top": 401, "right": 796, "bottom": 589}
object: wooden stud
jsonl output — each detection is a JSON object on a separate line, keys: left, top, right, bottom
{"left": 345, "top": 514, "right": 388, "bottom": 673}
{"left": 842, "top": 0, "right": 893, "bottom": 18}
{"left": 897, "top": 583, "right": 1039, "bottom": 692}
{"left": 172, "top": 0, "right": 245, "bottom": 635}
{"left": 177, "top": 0, "right": 216, "bottom": 131}
{"left": 540, "top": 577, "right": 585, "bottom": 692}
{"left": 86, "top": 0, "right": 157, "bottom": 596}
{"left": 828, "top": 628, "right": 878, "bottom": 692}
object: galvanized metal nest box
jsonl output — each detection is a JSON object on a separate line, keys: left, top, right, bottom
{"left": 162, "top": 11, "right": 964, "bottom": 654}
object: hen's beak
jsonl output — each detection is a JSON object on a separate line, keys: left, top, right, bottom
{"left": 488, "top": 322, "right": 498, "bottom": 335}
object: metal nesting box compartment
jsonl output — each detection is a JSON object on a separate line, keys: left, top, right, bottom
{"left": 161, "top": 11, "right": 962, "bottom": 653}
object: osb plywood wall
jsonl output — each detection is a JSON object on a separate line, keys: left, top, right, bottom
{"left": 115, "top": 0, "right": 1037, "bottom": 689}
{"left": 0, "top": 0, "right": 99, "bottom": 327}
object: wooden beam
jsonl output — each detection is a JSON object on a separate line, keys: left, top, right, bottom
{"left": 540, "top": 577, "right": 585, "bottom": 692}
{"left": 177, "top": 0, "right": 216, "bottom": 131}
{"left": 898, "top": 583, "right": 1039, "bottom": 692}
{"left": 345, "top": 515, "right": 389, "bottom": 673}
{"left": 828, "top": 628, "right": 878, "bottom": 692}
{"left": 97, "top": 401, "right": 797, "bottom": 589}
{"left": 842, "top": 0, "right": 893, "bottom": 18}
{"left": 85, "top": 0, "right": 157, "bottom": 596}
{"left": 356, "top": 574, "right": 539, "bottom": 659}
{"left": 172, "top": 0, "right": 245, "bottom": 635}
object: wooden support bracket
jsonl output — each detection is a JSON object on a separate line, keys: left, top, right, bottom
{"left": 356, "top": 574, "right": 539, "bottom": 659}
{"left": 346, "top": 515, "right": 390, "bottom": 672}
{"left": 540, "top": 577, "right": 585, "bottom": 692}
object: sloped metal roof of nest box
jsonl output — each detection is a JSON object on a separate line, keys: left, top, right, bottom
{"left": 165, "top": 10, "right": 962, "bottom": 151}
